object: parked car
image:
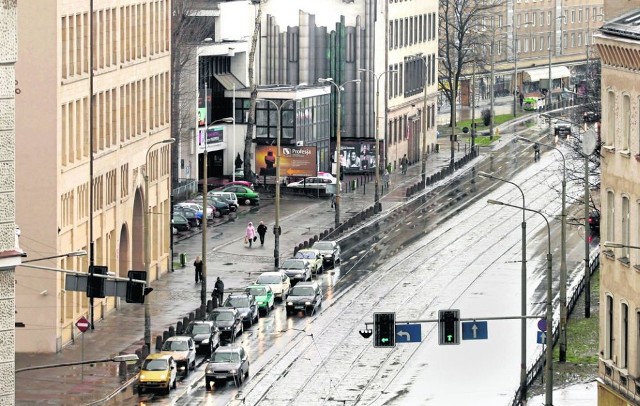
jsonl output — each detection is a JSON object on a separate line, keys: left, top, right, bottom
{"left": 294, "top": 248, "right": 324, "bottom": 275}
{"left": 222, "top": 293, "right": 259, "bottom": 327}
{"left": 204, "top": 345, "right": 250, "bottom": 390}
{"left": 172, "top": 214, "right": 191, "bottom": 232}
{"left": 245, "top": 284, "right": 275, "bottom": 315}
{"left": 137, "top": 354, "right": 177, "bottom": 395}
{"left": 583, "top": 111, "right": 601, "bottom": 123}
{"left": 184, "top": 321, "right": 220, "bottom": 356}
{"left": 287, "top": 176, "right": 336, "bottom": 192}
{"left": 255, "top": 271, "right": 291, "bottom": 301}
{"left": 312, "top": 240, "right": 341, "bottom": 268}
{"left": 173, "top": 206, "right": 200, "bottom": 228}
{"left": 160, "top": 336, "right": 196, "bottom": 376}
{"left": 208, "top": 308, "right": 243, "bottom": 342}
{"left": 279, "top": 258, "right": 312, "bottom": 284}
{"left": 285, "top": 281, "right": 323, "bottom": 316}
{"left": 221, "top": 185, "right": 260, "bottom": 205}
{"left": 207, "top": 196, "right": 231, "bottom": 215}
{"left": 176, "top": 201, "right": 214, "bottom": 220}
{"left": 189, "top": 197, "right": 226, "bottom": 217}
{"left": 208, "top": 191, "right": 239, "bottom": 212}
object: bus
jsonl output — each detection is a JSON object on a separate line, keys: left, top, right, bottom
{"left": 523, "top": 95, "right": 546, "bottom": 111}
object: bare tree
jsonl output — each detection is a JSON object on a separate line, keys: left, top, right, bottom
{"left": 438, "top": 0, "right": 503, "bottom": 168}
{"left": 171, "top": 0, "right": 213, "bottom": 185}
{"left": 243, "top": 0, "right": 263, "bottom": 184}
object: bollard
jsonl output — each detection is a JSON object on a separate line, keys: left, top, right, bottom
{"left": 183, "top": 316, "right": 190, "bottom": 328}
{"left": 207, "top": 300, "right": 213, "bottom": 313}
{"left": 176, "top": 321, "right": 183, "bottom": 335}
{"left": 180, "top": 253, "right": 186, "bottom": 268}
{"left": 189, "top": 312, "right": 195, "bottom": 322}
{"left": 303, "top": 240, "right": 309, "bottom": 248}
{"left": 168, "top": 326, "right": 175, "bottom": 337}
{"left": 195, "top": 308, "right": 203, "bottom": 320}
{"left": 163, "top": 330, "right": 170, "bottom": 343}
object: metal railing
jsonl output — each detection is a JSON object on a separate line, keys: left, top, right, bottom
{"left": 173, "top": 178, "right": 198, "bottom": 201}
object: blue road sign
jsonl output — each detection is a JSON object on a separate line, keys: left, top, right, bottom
{"left": 537, "top": 331, "right": 547, "bottom": 344}
{"left": 537, "top": 319, "right": 547, "bottom": 332}
{"left": 395, "top": 324, "right": 422, "bottom": 343}
{"left": 461, "top": 321, "right": 488, "bottom": 340}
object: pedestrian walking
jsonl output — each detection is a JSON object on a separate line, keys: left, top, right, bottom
{"left": 383, "top": 169, "right": 390, "bottom": 192}
{"left": 193, "top": 256, "right": 203, "bottom": 284}
{"left": 257, "top": 221, "right": 268, "bottom": 246}
{"left": 533, "top": 142, "right": 541, "bottom": 162}
{"left": 245, "top": 221, "right": 257, "bottom": 248}
{"left": 212, "top": 277, "right": 224, "bottom": 307}
{"left": 401, "top": 154, "right": 408, "bottom": 175}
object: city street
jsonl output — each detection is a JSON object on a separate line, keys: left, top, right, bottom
{"left": 95, "top": 117, "right": 597, "bottom": 405}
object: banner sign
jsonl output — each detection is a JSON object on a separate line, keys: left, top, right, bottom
{"left": 255, "top": 145, "right": 317, "bottom": 178}
{"left": 340, "top": 139, "right": 384, "bottom": 174}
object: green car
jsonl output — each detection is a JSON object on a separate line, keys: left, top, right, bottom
{"left": 245, "top": 284, "right": 275, "bottom": 315}
{"left": 221, "top": 185, "right": 260, "bottom": 205}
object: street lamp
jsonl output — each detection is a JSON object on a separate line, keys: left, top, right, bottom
{"left": 22, "top": 250, "right": 87, "bottom": 264}
{"left": 255, "top": 99, "right": 298, "bottom": 268}
{"left": 318, "top": 78, "right": 361, "bottom": 229}
{"left": 202, "top": 118, "right": 233, "bottom": 309}
{"left": 478, "top": 172, "right": 527, "bottom": 402}
{"left": 487, "top": 199, "right": 553, "bottom": 406}
{"left": 144, "top": 137, "right": 175, "bottom": 352}
{"left": 358, "top": 68, "right": 397, "bottom": 211}
{"left": 516, "top": 134, "right": 568, "bottom": 362}
{"left": 16, "top": 354, "right": 139, "bottom": 373}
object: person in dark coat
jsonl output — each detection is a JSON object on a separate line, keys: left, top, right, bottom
{"left": 257, "top": 221, "right": 268, "bottom": 246}
{"left": 533, "top": 142, "right": 541, "bottom": 162}
{"left": 194, "top": 256, "right": 203, "bottom": 284}
{"left": 212, "top": 277, "right": 224, "bottom": 307}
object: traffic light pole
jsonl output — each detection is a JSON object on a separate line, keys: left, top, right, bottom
{"left": 364, "top": 314, "right": 545, "bottom": 328}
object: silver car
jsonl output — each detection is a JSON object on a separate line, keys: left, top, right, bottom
{"left": 205, "top": 345, "right": 250, "bottom": 390}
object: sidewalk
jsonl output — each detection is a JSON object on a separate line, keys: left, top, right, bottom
{"left": 15, "top": 142, "right": 472, "bottom": 405}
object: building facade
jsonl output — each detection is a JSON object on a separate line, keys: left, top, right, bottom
{"left": 594, "top": 8, "right": 640, "bottom": 405}
{"left": 15, "top": 0, "right": 173, "bottom": 353}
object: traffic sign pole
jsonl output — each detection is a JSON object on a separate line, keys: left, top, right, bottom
{"left": 76, "top": 316, "right": 90, "bottom": 382}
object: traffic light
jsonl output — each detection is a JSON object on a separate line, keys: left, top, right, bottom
{"left": 438, "top": 309, "right": 460, "bottom": 345}
{"left": 87, "top": 265, "right": 107, "bottom": 298}
{"left": 126, "top": 271, "right": 151, "bottom": 303}
{"left": 373, "top": 312, "right": 396, "bottom": 348}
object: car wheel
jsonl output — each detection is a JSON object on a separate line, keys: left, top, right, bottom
{"left": 245, "top": 367, "right": 250, "bottom": 378}
{"left": 254, "top": 312, "right": 259, "bottom": 323}
{"left": 247, "top": 317, "right": 253, "bottom": 327}
{"left": 206, "top": 378, "right": 212, "bottom": 391}
{"left": 244, "top": 199, "right": 251, "bottom": 205}
{"left": 237, "top": 372, "right": 243, "bottom": 385}
{"left": 214, "top": 211, "right": 221, "bottom": 218}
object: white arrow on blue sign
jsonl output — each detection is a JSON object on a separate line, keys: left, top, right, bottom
{"left": 461, "top": 321, "right": 488, "bottom": 340}
{"left": 395, "top": 324, "right": 422, "bottom": 343}
{"left": 537, "top": 331, "right": 547, "bottom": 344}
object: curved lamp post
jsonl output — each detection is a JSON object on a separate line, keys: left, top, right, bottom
{"left": 144, "top": 137, "right": 175, "bottom": 352}
{"left": 488, "top": 199, "right": 553, "bottom": 406}
{"left": 516, "top": 134, "right": 568, "bottom": 362}
{"left": 479, "top": 172, "right": 527, "bottom": 402}
{"left": 358, "top": 69, "right": 397, "bottom": 211}
{"left": 255, "top": 99, "right": 298, "bottom": 268}
{"left": 22, "top": 250, "right": 87, "bottom": 264}
{"left": 318, "top": 78, "right": 361, "bottom": 229}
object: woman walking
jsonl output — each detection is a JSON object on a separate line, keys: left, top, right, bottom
{"left": 194, "top": 256, "right": 203, "bottom": 284}
{"left": 246, "top": 222, "right": 257, "bottom": 248}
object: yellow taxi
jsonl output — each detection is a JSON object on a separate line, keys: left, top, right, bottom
{"left": 137, "top": 353, "right": 177, "bottom": 395}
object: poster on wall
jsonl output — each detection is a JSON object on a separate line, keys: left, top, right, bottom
{"left": 197, "top": 126, "right": 225, "bottom": 153}
{"left": 340, "top": 139, "right": 384, "bottom": 174}
{"left": 255, "top": 145, "right": 317, "bottom": 178}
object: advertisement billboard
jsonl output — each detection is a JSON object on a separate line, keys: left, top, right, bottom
{"left": 340, "top": 139, "right": 384, "bottom": 174}
{"left": 255, "top": 145, "right": 317, "bottom": 178}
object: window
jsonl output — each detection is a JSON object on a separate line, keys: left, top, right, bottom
{"left": 389, "top": 22, "right": 393, "bottom": 49}
{"left": 622, "top": 94, "right": 630, "bottom": 151}
{"left": 621, "top": 303, "right": 629, "bottom": 368}
{"left": 547, "top": 11, "right": 551, "bottom": 26}
{"left": 607, "top": 190, "right": 615, "bottom": 244}
{"left": 607, "top": 91, "right": 615, "bottom": 147}
{"left": 606, "top": 295, "right": 613, "bottom": 359}
{"left": 622, "top": 196, "right": 630, "bottom": 259}
{"left": 399, "top": 19, "right": 404, "bottom": 47}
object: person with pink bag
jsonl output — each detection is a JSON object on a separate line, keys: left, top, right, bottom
{"left": 245, "top": 222, "right": 257, "bottom": 248}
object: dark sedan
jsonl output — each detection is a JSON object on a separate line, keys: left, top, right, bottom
{"left": 279, "top": 258, "right": 312, "bottom": 284}
{"left": 184, "top": 321, "right": 220, "bottom": 356}
{"left": 208, "top": 308, "right": 243, "bottom": 343}
{"left": 223, "top": 293, "right": 259, "bottom": 327}
{"left": 285, "top": 282, "right": 322, "bottom": 316}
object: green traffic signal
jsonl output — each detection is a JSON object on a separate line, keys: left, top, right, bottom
{"left": 373, "top": 312, "right": 396, "bottom": 348}
{"left": 439, "top": 309, "right": 460, "bottom": 345}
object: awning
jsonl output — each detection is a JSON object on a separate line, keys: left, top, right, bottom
{"left": 214, "top": 73, "right": 245, "bottom": 91}
{"left": 523, "top": 66, "right": 571, "bottom": 82}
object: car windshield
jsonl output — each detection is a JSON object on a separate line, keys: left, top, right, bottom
{"left": 290, "top": 287, "right": 315, "bottom": 297}
{"left": 142, "top": 359, "right": 168, "bottom": 371}
{"left": 282, "top": 260, "right": 305, "bottom": 269}
{"left": 295, "top": 252, "right": 316, "bottom": 259}
{"left": 212, "top": 352, "right": 241, "bottom": 363}
{"left": 247, "top": 287, "right": 267, "bottom": 297}
{"left": 187, "top": 324, "right": 210, "bottom": 335}
{"left": 256, "top": 275, "right": 281, "bottom": 284}
{"left": 225, "top": 297, "right": 249, "bottom": 308}
{"left": 210, "top": 311, "right": 234, "bottom": 321}
{"left": 313, "top": 242, "right": 333, "bottom": 250}
{"left": 162, "top": 340, "right": 188, "bottom": 351}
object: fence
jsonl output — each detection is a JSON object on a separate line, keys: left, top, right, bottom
{"left": 173, "top": 178, "right": 198, "bottom": 202}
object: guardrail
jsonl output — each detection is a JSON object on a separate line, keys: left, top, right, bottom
{"left": 173, "top": 178, "right": 198, "bottom": 201}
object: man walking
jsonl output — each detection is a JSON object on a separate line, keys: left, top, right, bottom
{"left": 193, "top": 256, "right": 203, "bottom": 284}
{"left": 213, "top": 277, "right": 224, "bottom": 307}
{"left": 533, "top": 142, "right": 541, "bottom": 162}
{"left": 401, "top": 154, "right": 408, "bottom": 175}
{"left": 257, "top": 221, "right": 268, "bottom": 246}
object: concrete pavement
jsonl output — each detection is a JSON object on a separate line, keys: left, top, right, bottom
{"left": 15, "top": 142, "right": 474, "bottom": 405}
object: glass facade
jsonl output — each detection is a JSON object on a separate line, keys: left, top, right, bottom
{"left": 234, "top": 94, "right": 332, "bottom": 172}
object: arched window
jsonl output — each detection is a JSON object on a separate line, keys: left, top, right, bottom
{"left": 622, "top": 94, "right": 630, "bottom": 151}
{"left": 607, "top": 91, "right": 615, "bottom": 147}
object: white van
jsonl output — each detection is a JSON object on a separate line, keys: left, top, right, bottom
{"left": 208, "top": 191, "right": 239, "bottom": 211}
